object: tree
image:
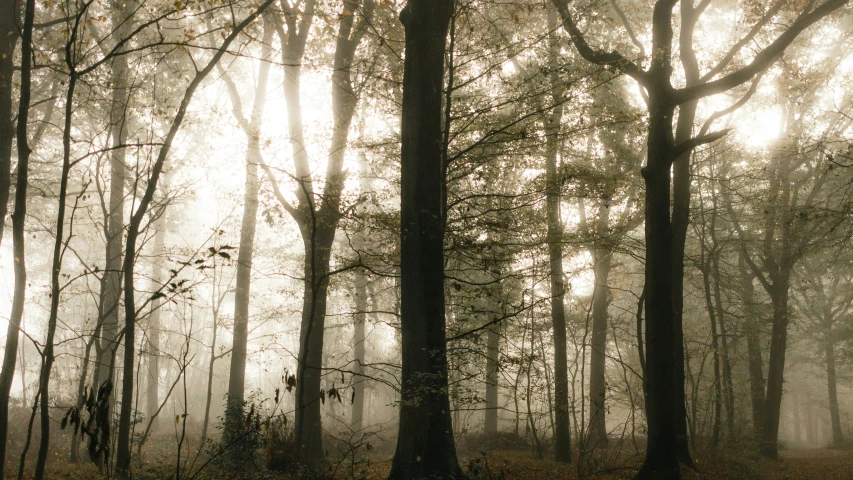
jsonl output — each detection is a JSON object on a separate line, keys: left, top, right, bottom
{"left": 221, "top": 12, "right": 274, "bottom": 449}
{"left": 113, "top": 3, "right": 275, "bottom": 473}
{"left": 0, "top": 0, "right": 34, "bottom": 474}
{"left": 386, "top": 0, "right": 462, "bottom": 478}
{"left": 260, "top": 0, "right": 374, "bottom": 463}
{"left": 544, "top": 5, "right": 572, "bottom": 464}
{"left": 550, "top": 0, "right": 850, "bottom": 473}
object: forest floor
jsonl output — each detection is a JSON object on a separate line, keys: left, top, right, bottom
{"left": 16, "top": 446, "right": 853, "bottom": 479}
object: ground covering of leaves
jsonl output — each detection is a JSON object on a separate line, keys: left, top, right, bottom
{"left": 12, "top": 444, "right": 853, "bottom": 479}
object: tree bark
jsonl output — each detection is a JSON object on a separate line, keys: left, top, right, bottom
{"left": 588, "top": 225, "right": 612, "bottom": 448}
{"left": 484, "top": 324, "right": 500, "bottom": 435}
{"left": 0, "top": 0, "right": 17, "bottom": 246}
{"left": 147, "top": 199, "right": 167, "bottom": 434}
{"left": 0, "top": 0, "right": 32, "bottom": 474}
{"left": 94, "top": 0, "right": 132, "bottom": 410}
{"left": 387, "top": 1, "right": 461, "bottom": 477}
{"left": 114, "top": 5, "right": 274, "bottom": 473}
{"left": 824, "top": 328, "right": 843, "bottom": 447}
{"left": 637, "top": 39, "right": 680, "bottom": 476}
{"left": 223, "top": 15, "right": 273, "bottom": 445}
{"left": 760, "top": 281, "right": 790, "bottom": 458}
{"left": 739, "top": 253, "right": 766, "bottom": 437}
{"left": 544, "top": 4, "right": 571, "bottom": 463}
{"left": 352, "top": 269, "right": 367, "bottom": 433}
{"left": 35, "top": 36, "right": 78, "bottom": 480}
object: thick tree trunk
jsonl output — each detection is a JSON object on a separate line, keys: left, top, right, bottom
{"left": 760, "top": 281, "right": 790, "bottom": 459}
{"left": 0, "top": 0, "right": 32, "bottom": 474}
{"left": 387, "top": 1, "right": 461, "bottom": 478}
{"left": 636, "top": 89, "right": 680, "bottom": 478}
{"left": 825, "top": 333, "right": 844, "bottom": 447}
{"left": 588, "top": 240, "right": 612, "bottom": 448}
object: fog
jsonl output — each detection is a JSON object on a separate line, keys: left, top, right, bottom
{"left": 1, "top": 0, "right": 852, "bottom": 479}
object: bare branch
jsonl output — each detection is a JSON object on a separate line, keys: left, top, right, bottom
{"left": 550, "top": 0, "right": 649, "bottom": 85}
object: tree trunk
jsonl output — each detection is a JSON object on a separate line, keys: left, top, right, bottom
{"left": 588, "top": 239, "right": 612, "bottom": 448}
{"left": 387, "top": 1, "right": 461, "bottom": 478}
{"left": 34, "top": 52, "right": 78, "bottom": 480}
{"left": 114, "top": 6, "right": 274, "bottom": 473}
{"left": 761, "top": 281, "right": 790, "bottom": 459}
{"left": 544, "top": 5, "right": 571, "bottom": 463}
{"left": 223, "top": 21, "right": 271, "bottom": 443}
{"left": 351, "top": 269, "right": 366, "bottom": 433}
{"left": 94, "top": 0, "right": 132, "bottom": 409}
{"left": 0, "top": 0, "right": 17, "bottom": 245}
{"left": 147, "top": 203, "right": 166, "bottom": 434}
{"left": 825, "top": 331, "right": 844, "bottom": 447}
{"left": 0, "top": 0, "right": 33, "bottom": 474}
{"left": 711, "top": 251, "right": 736, "bottom": 439}
{"left": 484, "top": 324, "right": 500, "bottom": 435}
{"left": 294, "top": 228, "right": 334, "bottom": 463}
{"left": 636, "top": 87, "right": 680, "bottom": 478}
{"left": 701, "top": 253, "right": 722, "bottom": 448}
{"left": 739, "top": 254, "right": 766, "bottom": 437}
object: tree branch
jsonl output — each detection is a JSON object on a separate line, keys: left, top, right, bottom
{"left": 550, "top": 0, "right": 649, "bottom": 85}
{"left": 674, "top": 0, "right": 849, "bottom": 103}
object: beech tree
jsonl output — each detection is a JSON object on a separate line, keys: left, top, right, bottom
{"left": 551, "top": 0, "right": 851, "bottom": 474}
{"left": 387, "top": 0, "right": 462, "bottom": 478}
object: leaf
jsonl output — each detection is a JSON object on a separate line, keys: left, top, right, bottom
{"left": 176, "top": 415, "right": 180, "bottom": 424}
{"left": 218, "top": 251, "right": 231, "bottom": 260}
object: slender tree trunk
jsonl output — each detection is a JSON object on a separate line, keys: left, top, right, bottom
{"left": 147, "top": 204, "right": 166, "bottom": 434}
{"left": 351, "top": 153, "right": 371, "bottom": 434}
{"left": 34, "top": 52, "right": 78, "bottom": 480}
{"left": 288, "top": 2, "right": 371, "bottom": 463}
{"left": 351, "top": 270, "right": 366, "bottom": 433}
{"left": 792, "top": 393, "right": 801, "bottom": 443}
{"left": 94, "top": 0, "right": 131, "bottom": 407}
{"left": 223, "top": 31, "right": 270, "bottom": 445}
{"left": 739, "top": 254, "right": 766, "bottom": 437}
{"left": 824, "top": 330, "right": 844, "bottom": 447}
{"left": 114, "top": 6, "right": 274, "bottom": 473}
{"left": 588, "top": 238, "right": 612, "bottom": 448}
{"left": 0, "top": 0, "right": 17, "bottom": 245}
{"left": 387, "top": 1, "right": 461, "bottom": 478}
{"left": 701, "top": 253, "right": 722, "bottom": 448}
{"left": 0, "top": 0, "right": 33, "bottom": 474}
{"left": 294, "top": 228, "right": 334, "bottom": 463}
{"left": 544, "top": 5, "right": 571, "bottom": 463}
{"left": 711, "top": 251, "right": 736, "bottom": 439}
{"left": 221, "top": 16, "right": 273, "bottom": 449}
{"left": 484, "top": 324, "right": 500, "bottom": 435}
